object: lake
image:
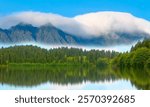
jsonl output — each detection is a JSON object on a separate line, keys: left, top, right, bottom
{"left": 0, "top": 66, "right": 149, "bottom": 90}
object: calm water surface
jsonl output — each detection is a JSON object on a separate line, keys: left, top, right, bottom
{"left": 0, "top": 66, "right": 149, "bottom": 90}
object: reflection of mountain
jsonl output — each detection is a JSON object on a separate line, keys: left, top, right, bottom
{"left": 0, "top": 66, "right": 149, "bottom": 90}
{"left": 0, "top": 23, "right": 148, "bottom": 46}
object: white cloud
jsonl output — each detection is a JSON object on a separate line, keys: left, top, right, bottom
{"left": 0, "top": 11, "right": 89, "bottom": 36}
{"left": 74, "top": 12, "right": 150, "bottom": 37}
{"left": 0, "top": 11, "right": 150, "bottom": 38}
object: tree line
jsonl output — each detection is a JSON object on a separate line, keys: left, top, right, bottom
{"left": 112, "top": 39, "right": 150, "bottom": 69}
{"left": 0, "top": 39, "right": 150, "bottom": 69}
{"left": 0, "top": 45, "right": 118, "bottom": 67}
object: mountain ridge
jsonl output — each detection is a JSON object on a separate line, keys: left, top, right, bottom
{"left": 0, "top": 23, "right": 149, "bottom": 46}
{"left": 0, "top": 23, "right": 78, "bottom": 45}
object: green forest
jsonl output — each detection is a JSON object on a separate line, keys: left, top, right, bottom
{"left": 0, "top": 39, "right": 150, "bottom": 90}
{"left": 112, "top": 39, "right": 150, "bottom": 69}
{"left": 0, "top": 39, "right": 150, "bottom": 69}
{"left": 0, "top": 45, "right": 118, "bottom": 67}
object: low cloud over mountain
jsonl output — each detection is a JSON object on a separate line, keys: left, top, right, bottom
{"left": 0, "top": 11, "right": 150, "bottom": 45}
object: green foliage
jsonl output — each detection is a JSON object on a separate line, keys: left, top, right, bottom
{"left": 113, "top": 39, "right": 150, "bottom": 69}
{"left": 96, "top": 58, "right": 109, "bottom": 67}
{"left": 131, "top": 39, "right": 150, "bottom": 52}
{"left": 146, "top": 58, "right": 150, "bottom": 69}
{"left": 132, "top": 48, "right": 150, "bottom": 68}
{"left": 0, "top": 45, "right": 119, "bottom": 66}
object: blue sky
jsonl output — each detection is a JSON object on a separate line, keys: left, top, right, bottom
{"left": 0, "top": 0, "right": 150, "bottom": 20}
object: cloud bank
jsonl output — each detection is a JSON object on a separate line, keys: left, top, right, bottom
{"left": 0, "top": 11, "right": 150, "bottom": 38}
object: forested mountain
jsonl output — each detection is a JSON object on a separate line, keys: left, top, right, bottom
{"left": 112, "top": 39, "right": 150, "bottom": 68}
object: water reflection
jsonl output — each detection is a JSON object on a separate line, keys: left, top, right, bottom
{"left": 0, "top": 66, "right": 149, "bottom": 90}
{"left": 114, "top": 68, "right": 150, "bottom": 90}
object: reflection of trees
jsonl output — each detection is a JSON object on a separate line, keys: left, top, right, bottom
{"left": 114, "top": 68, "right": 150, "bottom": 90}
{"left": 0, "top": 66, "right": 117, "bottom": 87}
{"left": 0, "top": 66, "right": 150, "bottom": 90}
